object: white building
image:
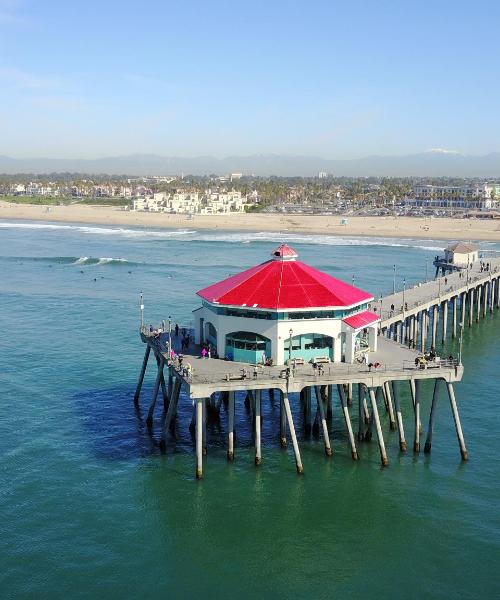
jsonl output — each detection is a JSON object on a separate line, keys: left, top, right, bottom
{"left": 444, "top": 242, "right": 479, "bottom": 266}
{"left": 407, "top": 183, "right": 500, "bottom": 210}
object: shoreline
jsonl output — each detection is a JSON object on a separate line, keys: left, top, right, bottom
{"left": 1, "top": 201, "right": 500, "bottom": 242}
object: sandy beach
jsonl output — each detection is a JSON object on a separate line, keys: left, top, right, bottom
{"left": 1, "top": 201, "right": 500, "bottom": 241}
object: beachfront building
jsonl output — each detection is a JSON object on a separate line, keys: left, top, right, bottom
{"left": 444, "top": 242, "right": 479, "bottom": 266}
{"left": 406, "top": 183, "right": 500, "bottom": 210}
{"left": 193, "top": 244, "right": 380, "bottom": 365}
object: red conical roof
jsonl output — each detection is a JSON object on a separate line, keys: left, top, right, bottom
{"left": 197, "top": 246, "right": 373, "bottom": 310}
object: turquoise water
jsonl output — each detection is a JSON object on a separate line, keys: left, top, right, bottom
{"left": 1, "top": 221, "right": 499, "bottom": 599}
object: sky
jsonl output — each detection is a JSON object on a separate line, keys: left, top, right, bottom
{"left": 0, "top": 0, "right": 499, "bottom": 159}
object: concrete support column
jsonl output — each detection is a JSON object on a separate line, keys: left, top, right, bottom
{"left": 195, "top": 398, "right": 204, "bottom": 479}
{"left": 420, "top": 312, "right": 425, "bottom": 353}
{"left": 227, "top": 391, "right": 235, "bottom": 461}
{"left": 383, "top": 381, "right": 396, "bottom": 431}
{"left": 431, "top": 305, "right": 438, "bottom": 349}
{"left": 134, "top": 344, "right": 151, "bottom": 406}
{"left": 483, "top": 283, "right": 488, "bottom": 317}
{"left": 146, "top": 357, "right": 164, "bottom": 427}
{"left": 476, "top": 284, "right": 481, "bottom": 322}
{"left": 424, "top": 379, "right": 440, "bottom": 453}
{"left": 160, "top": 376, "right": 181, "bottom": 450}
{"left": 414, "top": 379, "right": 421, "bottom": 452}
{"left": 452, "top": 297, "right": 457, "bottom": 338}
{"left": 283, "top": 393, "right": 304, "bottom": 474}
{"left": 254, "top": 390, "right": 262, "bottom": 465}
{"left": 369, "top": 387, "right": 388, "bottom": 467}
{"left": 391, "top": 380, "right": 407, "bottom": 451}
{"left": 337, "top": 384, "right": 358, "bottom": 460}
{"left": 315, "top": 386, "right": 332, "bottom": 456}
{"left": 279, "top": 390, "right": 287, "bottom": 447}
{"left": 468, "top": 289, "right": 474, "bottom": 327}
{"left": 442, "top": 300, "right": 448, "bottom": 343}
{"left": 357, "top": 383, "right": 366, "bottom": 441}
{"left": 446, "top": 382, "right": 468, "bottom": 461}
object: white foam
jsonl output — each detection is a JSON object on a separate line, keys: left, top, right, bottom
{"left": 0, "top": 221, "right": 196, "bottom": 238}
{"left": 73, "top": 256, "right": 89, "bottom": 264}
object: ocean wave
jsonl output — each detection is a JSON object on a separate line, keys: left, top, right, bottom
{"left": 0, "top": 255, "right": 137, "bottom": 266}
{"left": 188, "top": 230, "right": 447, "bottom": 251}
{"left": 0, "top": 221, "right": 196, "bottom": 238}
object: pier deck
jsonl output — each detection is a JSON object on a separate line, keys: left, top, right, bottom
{"left": 142, "top": 329, "right": 462, "bottom": 398}
{"left": 378, "top": 256, "right": 500, "bottom": 328}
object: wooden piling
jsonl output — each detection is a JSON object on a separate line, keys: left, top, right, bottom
{"left": 283, "top": 393, "right": 304, "bottom": 474}
{"left": 315, "top": 386, "right": 332, "bottom": 456}
{"left": 391, "top": 380, "right": 407, "bottom": 451}
{"left": 424, "top": 379, "right": 440, "bottom": 453}
{"left": 202, "top": 396, "right": 207, "bottom": 455}
{"left": 369, "top": 387, "right": 388, "bottom": 466}
{"left": 134, "top": 344, "right": 151, "bottom": 406}
{"left": 337, "top": 384, "right": 358, "bottom": 460}
{"left": 446, "top": 382, "right": 468, "bottom": 461}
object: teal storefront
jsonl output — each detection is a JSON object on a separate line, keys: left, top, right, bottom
{"left": 225, "top": 331, "right": 272, "bottom": 363}
{"left": 283, "top": 333, "right": 333, "bottom": 363}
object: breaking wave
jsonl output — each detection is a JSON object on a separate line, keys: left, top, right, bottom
{"left": 0, "top": 221, "right": 196, "bottom": 238}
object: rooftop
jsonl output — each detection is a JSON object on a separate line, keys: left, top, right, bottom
{"left": 197, "top": 244, "right": 373, "bottom": 310}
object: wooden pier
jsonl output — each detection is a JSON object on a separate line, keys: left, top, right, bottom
{"left": 133, "top": 258, "right": 500, "bottom": 479}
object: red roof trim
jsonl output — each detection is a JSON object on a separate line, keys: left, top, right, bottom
{"left": 342, "top": 310, "right": 380, "bottom": 330}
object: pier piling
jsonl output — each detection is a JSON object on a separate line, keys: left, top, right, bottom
{"left": 227, "top": 391, "right": 235, "bottom": 461}
{"left": 315, "top": 386, "right": 332, "bottom": 456}
{"left": 283, "top": 393, "right": 304, "bottom": 474}
{"left": 391, "top": 381, "right": 407, "bottom": 451}
{"left": 134, "top": 345, "right": 151, "bottom": 406}
{"left": 255, "top": 390, "right": 262, "bottom": 465}
{"left": 446, "top": 382, "right": 468, "bottom": 461}
{"left": 338, "top": 384, "right": 358, "bottom": 460}
{"left": 424, "top": 379, "right": 440, "bottom": 453}
{"left": 369, "top": 387, "right": 388, "bottom": 467}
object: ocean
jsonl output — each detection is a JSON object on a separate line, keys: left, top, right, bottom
{"left": 0, "top": 221, "right": 499, "bottom": 599}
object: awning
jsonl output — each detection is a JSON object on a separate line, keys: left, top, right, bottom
{"left": 343, "top": 310, "right": 380, "bottom": 330}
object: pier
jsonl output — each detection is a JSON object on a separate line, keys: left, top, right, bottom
{"left": 132, "top": 249, "right": 500, "bottom": 479}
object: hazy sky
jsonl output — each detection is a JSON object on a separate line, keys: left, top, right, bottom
{"left": 1, "top": 0, "right": 499, "bottom": 158}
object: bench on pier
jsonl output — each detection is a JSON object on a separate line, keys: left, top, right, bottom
{"left": 312, "top": 356, "right": 330, "bottom": 364}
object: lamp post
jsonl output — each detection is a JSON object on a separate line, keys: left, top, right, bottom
{"left": 140, "top": 292, "right": 144, "bottom": 329}
{"left": 425, "top": 259, "right": 428, "bottom": 283}
{"left": 288, "top": 328, "right": 293, "bottom": 365}
{"left": 403, "top": 277, "right": 406, "bottom": 311}
{"left": 393, "top": 264, "right": 396, "bottom": 295}
{"left": 352, "top": 274, "right": 355, "bottom": 286}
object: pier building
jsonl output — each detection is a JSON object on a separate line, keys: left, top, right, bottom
{"left": 193, "top": 244, "right": 380, "bottom": 365}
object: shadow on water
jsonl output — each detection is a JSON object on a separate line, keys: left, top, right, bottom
{"left": 73, "top": 383, "right": 355, "bottom": 462}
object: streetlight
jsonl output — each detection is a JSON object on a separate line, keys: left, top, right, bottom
{"left": 393, "top": 264, "right": 396, "bottom": 294}
{"left": 288, "top": 328, "right": 293, "bottom": 365}
{"left": 402, "top": 277, "right": 406, "bottom": 311}
{"left": 352, "top": 274, "right": 355, "bottom": 286}
{"left": 140, "top": 292, "right": 144, "bottom": 329}
{"left": 425, "top": 259, "right": 428, "bottom": 283}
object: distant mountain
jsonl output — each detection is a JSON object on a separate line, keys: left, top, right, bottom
{"left": 0, "top": 152, "right": 499, "bottom": 177}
